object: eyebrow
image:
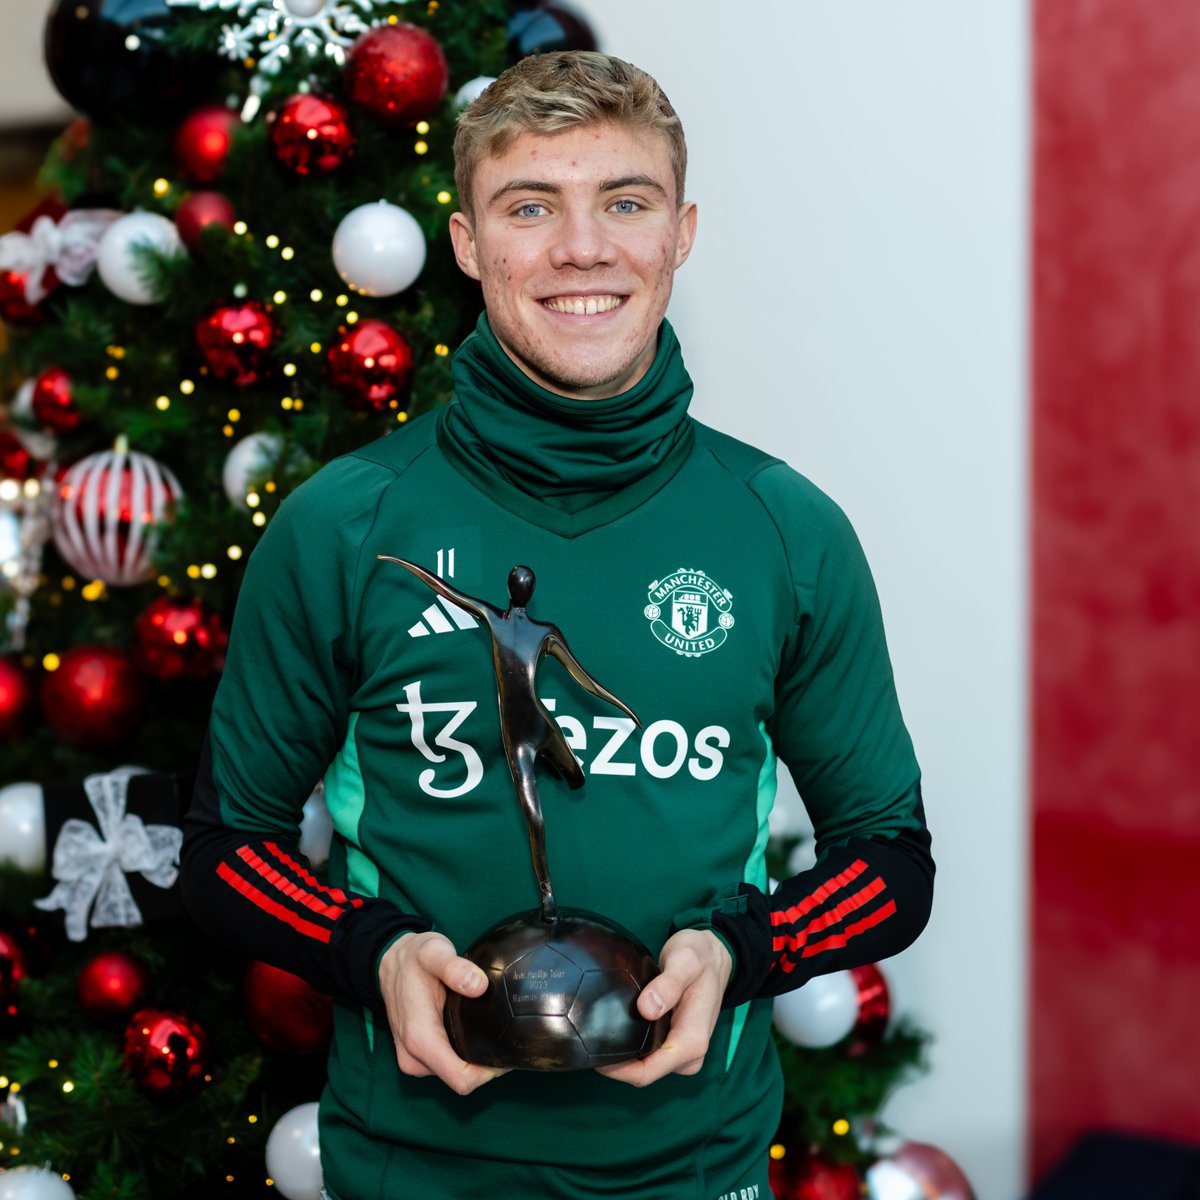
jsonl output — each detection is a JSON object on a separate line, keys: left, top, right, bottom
{"left": 486, "top": 174, "right": 669, "bottom": 208}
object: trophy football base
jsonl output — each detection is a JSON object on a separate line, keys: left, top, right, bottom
{"left": 444, "top": 908, "right": 668, "bottom": 1071}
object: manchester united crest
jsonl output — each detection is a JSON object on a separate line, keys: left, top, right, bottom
{"left": 644, "top": 568, "right": 734, "bottom": 657}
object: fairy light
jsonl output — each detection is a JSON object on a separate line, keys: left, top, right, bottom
{"left": 228, "top": 408, "right": 241, "bottom": 422}
{"left": 434, "top": 343, "right": 450, "bottom": 356}
{"left": 107, "top": 344, "right": 126, "bottom": 359}
{"left": 245, "top": 491, "right": 260, "bottom": 508}
{"left": 832, "top": 1118, "right": 850, "bottom": 1137}
{"left": 180, "top": 379, "right": 196, "bottom": 395}
{"left": 396, "top": 411, "right": 408, "bottom": 423}
{"left": 227, "top": 545, "right": 243, "bottom": 560}
{"left": 265, "top": 481, "right": 277, "bottom": 493}
{"left": 0, "top": 1077, "right": 9, "bottom": 1088}
{"left": 293, "top": 399, "right": 304, "bottom": 411}
{"left": 105, "top": 366, "right": 119, "bottom": 380}
{"left": 282, "top": 363, "right": 297, "bottom": 377}
{"left": 223, "top": 424, "right": 235, "bottom": 437}
{"left": 252, "top": 511, "right": 266, "bottom": 527}
{"left": 280, "top": 397, "right": 294, "bottom": 410}
{"left": 157, "top": 575, "right": 170, "bottom": 587}
{"left": 273, "top": 290, "right": 288, "bottom": 304}
{"left": 248, "top": 1115, "right": 259, "bottom": 1125}
{"left": 156, "top": 396, "right": 170, "bottom": 411}
{"left": 769, "top": 1144, "right": 786, "bottom": 1161}
{"left": 416, "top": 121, "right": 430, "bottom": 134}
{"left": 310, "top": 288, "right": 324, "bottom": 302}
{"left": 48, "top": 1060, "right": 58, "bottom": 1069}
{"left": 310, "top": 342, "right": 322, "bottom": 354}
{"left": 227, "top": 1137, "right": 237, "bottom": 1145}
{"left": 201, "top": 563, "right": 217, "bottom": 580}
{"left": 62, "top": 1081, "right": 74, "bottom": 1094}
{"left": 81, "top": 580, "right": 106, "bottom": 601}
{"left": 62, "top": 576, "right": 76, "bottom": 590}
{"left": 265, "top": 234, "right": 280, "bottom": 249}
{"left": 233, "top": 220, "right": 248, "bottom": 235}
{"left": 346, "top": 311, "right": 359, "bottom": 324}
{"left": 42, "top": 653, "right": 59, "bottom": 671}
{"left": 0, "top": 480, "right": 18, "bottom": 502}
{"left": 335, "top": 294, "right": 349, "bottom": 306}
{"left": 281, "top": 246, "right": 295, "bottom": 260}
{"left": 22, "top": 479, "right": 40, "bottom": 499}
{"left": 437, "top": 190, "right": 452, "bottom": 204}
{"left": 153, "top": 178, "right": 170, "bottom": 197}
{"left": 187, "top": 565, "right": 201, "bottom": 580}
{"left": 414, "top": 140, "right": 429, "bottom": 155}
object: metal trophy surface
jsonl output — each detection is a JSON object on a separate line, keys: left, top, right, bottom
{"left": 378, "top": 557, "right": 668, "bottom": 1070}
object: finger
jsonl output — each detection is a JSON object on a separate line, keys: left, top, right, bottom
{"left": 420, "top": 940, "right": 489, "bottom": 998}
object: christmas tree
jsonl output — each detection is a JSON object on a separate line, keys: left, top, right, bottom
{"left": 0, "top": 3, "right": 964, "bottom": 1197}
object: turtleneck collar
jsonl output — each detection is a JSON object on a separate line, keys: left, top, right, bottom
{"left": 438, "top": 312, "right": 695, "bottom": 521}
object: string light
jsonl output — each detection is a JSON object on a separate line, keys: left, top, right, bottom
{"left": 157, "top": 575, "right": 171, "bottom": 587}
{"left": 201, "top": 563, "right": 217, "bottom": 580}
{"left": 82, "top": 580, "right": 106, "bottom": 602}
{"left": 346, "top": 311, "right": 359, "bottom": 324}
{"left": 228, "top": 408, "right": 241, "bottom": 422}
{"left": 310, "top": 342, "right": 322, "bottom": 354}
{"left": 293, "top": 399, "right": 304, "bottom": 411}
{"left": 227, "top": 545, "right": 243, "bottom": 560}
{"left": 280, "top": 397, "right": 294, "bottom": 410}
{"left": 61, "top": 1081, "right": 74, "bottom": 1094}
{"left": 156, "top": 396, "right": 170, "bottom": 411}
{"left": 248, "top": 1115, "right": 259, "bottom": 1124}
{"left": 180, "top": 379, "right": 196, "bottom": 395}
{"left": 336, "top": 294, "right": 349, "bottom": 307}
{"left": 252, "top": 512, "right": 266, "bottom": 527}
{"left": 273, "top": 290, "right": 288, "bottom": 304}
{"left": 233, "top": 220, "right": 248, "bottom": 236}
{"left": 437, "top": 190, "right": 452, "bottom": 204}
{"left": 265, "top": 234, "right": 280, "bottom": 249}
{"left": 38, "top": 651, "right": 56, "bottom": 669}
{"left": 414, "top": 141, "right": 429, "bottom": 155}
{"left": 107, "top": 344, "right": 126, "bottom": 359}
{"left": 62, "top": 577, "right": 76, "bottom": 590}
{"left": 281, "top": 246, "right": 295, "bottom": 260}
{"left": 187, "top": 565, "right": 201, "bottom": 580}
{"left": 282, "top": 363, "right": 298, "bottom": 377}
{"left": 435, "top": 344, "right": 449, "bottom": 356}
{"left": 416, "top": 121, "right": 430, "bottom": 134}
{"left": 396, "top": 411, "right": 408, "bottom": 423}
{"left": 105, "top": 366, "right": 119, "bottom": 380}
{"left": 245, "top": 491, "right": 260, "bottom": 508}
{"left": 832, "top": 1118, "right": 850, "bottom": 1136}
{"left": 223, "top": 424, "right": 235, "bottom": 437}
{"left": 769, "top": 1144, "right": 786, "bottom": 1161}
{"left": 310, "top": 288, "right": 324, "bottom": 302}
{"left": 48, "top": 1059, "right": 58, "bottom": 1068}
{"left": 227, "top": 1137, "right": 237, "bottom": 1145}
{"left": 265, "top": 481, "right": 277, "bottom": 493}
{"left": 0, "top": 480, "right": 18, "bottom": 502}
{"left": 153, "top": 178, "right": 170, "bottom": 197}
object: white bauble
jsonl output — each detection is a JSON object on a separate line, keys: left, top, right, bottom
{"left": 265, "top": 1102, "right": 322, "bottom": 1200}
{"left": 773, "top": 970, "right": 859, "bottom": 1048}
{"left": 95, "top": 212, "right": 184, "bottom": 305}
{"left": 222, "top": 432, "right": 283, "bottom": 508}
{"left": 0, "top": 1166, "right": 76, "bottom": 1200}
{"left": 0, "top": 781, "right": 46, "bottom": 874}
{"left": 299, "top": 782, "right": 334, "bottom": 870}
{"left": 455, "top": 76, "right": 495, "bottom": 109}
{"left": 331, "top": 201, "right": 425, "bottom": 297}
{"left": 283, "top": 0, "right": 327, "bottom": 14}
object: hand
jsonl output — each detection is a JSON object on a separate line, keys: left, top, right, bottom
{"left": 377, "top": 931, "right": 506, "bottom": 1095}
{"left": 596, "top": 929, "right": 733, "bottom": 1087}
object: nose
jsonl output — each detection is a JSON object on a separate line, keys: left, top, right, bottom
{"left": 548, "top": 207, "right": 616, "bottom": 271}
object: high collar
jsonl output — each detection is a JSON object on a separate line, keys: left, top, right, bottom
{"left": 439, "top": 312, "right": 695, "bottom": 517}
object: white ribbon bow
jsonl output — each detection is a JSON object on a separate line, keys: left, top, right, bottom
{"left": 0, "top": 209, "right": 121, "bottom": 304}
{"left": 35, "top": 768, "right": 183, "bottom": 942}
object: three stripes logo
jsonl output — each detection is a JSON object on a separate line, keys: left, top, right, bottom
{"left": 407, "top": 548, "right": 479, "bottom": 639}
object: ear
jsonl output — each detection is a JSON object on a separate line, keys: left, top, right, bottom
{"left": 674, "top": 200, "right": 698, "bottom": 269}
{"left": 449, "top": 211, "right": 481, "bottom": 281}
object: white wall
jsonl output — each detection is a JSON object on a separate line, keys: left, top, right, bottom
{"left": 0, "top": 4, "right": 71, "bottom": 128}
{"left": 580, "top": 3, "right": 1030, "bottom": 1197}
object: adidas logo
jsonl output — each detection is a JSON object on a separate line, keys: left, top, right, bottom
{"left": 407, "top": 547, "right": 478, "bottom": 638}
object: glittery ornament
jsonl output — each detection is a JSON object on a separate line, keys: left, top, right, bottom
{"left": 195, "top": 300, "right": 276, "bottom": 385}
{"left": 134, "top": 595, "right": 228, "bottom": 680}
{"left": 243, "top": 960, "right": 333, "bottom": 1055}
{"left": 41, "top": 645, "right": 147, "bottom": 750}
{"left": 326, "top": 319, "right": 413, "bottom": 411}
{"left": 32, "top": 367, "right": 82, "bottom": 434}
{"left": 0, "top": 269, "right": 45, "bottom": 324}
{"left": 173, "top": 105, "right": 240, "bottom": 184}
{"left": 175, "top": 191, "right": 237, "bottom": 249}
{"left": 53, "top": 442, "right": 182, "bottom": 585}
{"left": 0, "top": 656, "right": 36, "bottom": 742}
{"left": 78, "top": 950, "right": 151, "bottom": 1021}
{"left": 848, "top": 963, "right": 891, "bottom": 1046}
{"left": 269, "top": 93, "right": 356, "bottom": 175}
{"left": 774, "top": 1153, "right": 862, "bottom": 1200}
{"left": 123, "top": 1008, "right": 209, "bottom": 1097}
{"left": 867, "top": 1141, "right": 975, "bottom": 1200}
{"left": 0, "top": 431, "right": 38, "bottom": 482}
{"left": 343, "top": 23, "right": 448, "bottom": 127}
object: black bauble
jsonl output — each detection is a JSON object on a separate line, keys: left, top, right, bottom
{"left": 507, "top": 3, "right": 597, "bottom": 61}
{"left": 44, "top": 0, "right": 216, "bottom": 125}
{"left": 445, "top": 908, "right": 667, "bottom": 1071}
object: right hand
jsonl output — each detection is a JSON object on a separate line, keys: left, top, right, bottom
{"left": 377, "top": 931, "right": 506, "bottom": 1095}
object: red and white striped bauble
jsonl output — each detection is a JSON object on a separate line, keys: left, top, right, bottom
{"left": 53, "top": 442, "right": 182, "bottom": 585}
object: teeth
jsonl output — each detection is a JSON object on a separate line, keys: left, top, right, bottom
{"left": 542, "top": 295, "right": 623, "bottom": 315}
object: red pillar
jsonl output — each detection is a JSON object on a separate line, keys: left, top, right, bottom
{"left": 1032, "top": 0, "right": 1200, "bottom": 1180}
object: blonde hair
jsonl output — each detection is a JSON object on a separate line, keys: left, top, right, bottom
{"left": 453, "top": 51, "right": 687, "bottom": 221}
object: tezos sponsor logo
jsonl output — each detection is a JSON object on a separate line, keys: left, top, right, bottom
{"left": 644, "top": 568, "right": 734, "bottom": 657}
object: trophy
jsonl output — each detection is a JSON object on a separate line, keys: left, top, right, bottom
{"left": 378, "top": 557, "right": 669, "bottom": 1070}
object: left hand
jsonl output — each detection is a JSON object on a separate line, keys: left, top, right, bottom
{"left": 596, "top": 928, "right": 733, "bottom": 1087}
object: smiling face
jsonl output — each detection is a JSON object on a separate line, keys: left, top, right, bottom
{"left": 449, "top": 121, "right": 697, "bottom": 400}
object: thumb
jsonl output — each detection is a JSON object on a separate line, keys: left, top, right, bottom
{"left": 441, "top": 955, "right": 489, "bottom": 998}
{"left": 638, "top": 967, "right": 686, "bottom": 1021}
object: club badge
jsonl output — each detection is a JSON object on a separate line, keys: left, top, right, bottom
{"left": 644, "top": 568, "right": 734, "bottom": 657}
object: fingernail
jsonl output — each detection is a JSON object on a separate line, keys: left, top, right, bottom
{"left": 644, "top": 989, "right": 665, "bottom": 1017}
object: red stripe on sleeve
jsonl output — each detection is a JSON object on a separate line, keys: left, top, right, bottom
{"left": 800, "top": 899, "right": 897, "bottom": 959}
{"left": 772, "top": 876, "right": 889, "bottom": 955}
{"left": 216, "top": 862, "right": 333, "bottom": 944}
{"left": 237, "top": 846, "right": 346, "bottom": 921}
{"left": 264, "top": 842, "right": 364, "bottom": 908}
{"left": 770, "top": 860, "right": 870, "bottom": 927}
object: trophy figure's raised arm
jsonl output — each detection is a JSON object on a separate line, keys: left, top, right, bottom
{"left": 377, "top": 556, "right": 666, "bottom": 1071}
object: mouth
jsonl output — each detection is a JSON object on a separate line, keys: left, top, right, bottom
{"left": 540, "top": 294, "right": 625, "bottom": 316}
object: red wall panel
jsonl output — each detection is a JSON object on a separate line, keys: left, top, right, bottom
{"left": 1033, "top": 0, "right": 1200, "bottom": 1179}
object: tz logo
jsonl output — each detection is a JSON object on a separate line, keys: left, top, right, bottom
{"left": 644, "top": 568, "right": 734, "bottom": 657}
{"left": 395, "top": 680, "right": 483, "bottom": 798}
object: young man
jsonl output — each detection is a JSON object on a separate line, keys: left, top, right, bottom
{"left": 182, "top": 51, "right": 934, "bottom": 1200}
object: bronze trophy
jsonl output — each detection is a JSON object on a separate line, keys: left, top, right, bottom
{"left": 378, "top": 557, "right": 668, "bottom": 1070}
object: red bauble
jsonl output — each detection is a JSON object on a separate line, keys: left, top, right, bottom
{"left": 0, "top": 655, "right": 36, "bottom": 742}
{"left": 195, "top": 301, "right": 276, "bottom": 386}
{"left": 848, "top": 963, "right": 890, "bottom": 1045}
{"left": 0, "top": 929, "right": 29, "bottom": 1020}
{"left": 174, "top": 105, "right": 239, "bottom": 185}
{"left": 123, "top": 1008, "right": 208, "bottom": 1097}
{"left": 0, "top": 430, "right": 38, "bottom": 481}
{"left": 269, "top": 94, "right": 355, "bottom": 176}
{"left": 175, "top": 191, "right": 237, "bottom": 250}
{"left": 774, "top": 1153, "right": 862, "bottom": 1200}
{"left": 40, "top": 644, "right": 147, "bottom": 750}
{"left": 242, "top": 960, "right": 333, "bottom": 1055}
{"left": 344, "top": 24, "right": 449, "bottom": 128}
{"left": 78, "top": 950, "right": 150, "bottom": 1022}
{"left": 134, "top": 595, "right": 228, "bottom": 680}
{"left": 0, "top": 270, "right": 44, "bottom": 325}
{"left": 326, "top": 319, "right": 414, "bottom": 411}
{"left": 31, "top": 366, "right": 82, "bottom": 434}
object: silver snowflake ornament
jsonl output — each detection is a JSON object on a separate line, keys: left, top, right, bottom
{"left": 166, "top": 0, "right": 404, "bottom": 74}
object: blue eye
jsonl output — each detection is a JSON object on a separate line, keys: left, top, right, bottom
{"left": 516, "top": 203, "right": 545, "bottom": 218}
{"left": 611, "top": 199, "right": 640, "bottom": 214}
